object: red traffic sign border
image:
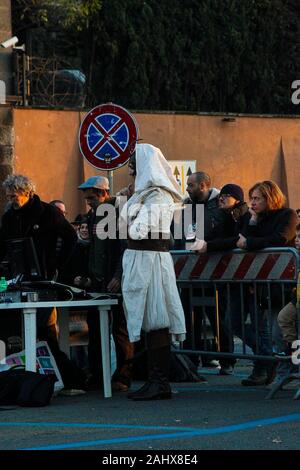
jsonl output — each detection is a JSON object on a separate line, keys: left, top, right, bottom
{"left": 78, "top": 103, "right": 138, "bottom": 171}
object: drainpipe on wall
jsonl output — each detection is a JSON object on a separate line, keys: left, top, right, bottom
{"left": 0, "top": 1, "right": 15, "bottom": 215}
{"left": 0, "top": 106, "right": 14, "bottom": 215}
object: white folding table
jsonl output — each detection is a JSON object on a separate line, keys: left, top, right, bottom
{"left": 0, "top": 298, "right": 118, "bottom": 398}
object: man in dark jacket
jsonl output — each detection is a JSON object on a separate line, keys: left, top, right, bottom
{"left": 174, "top": 171, "right": 225, "bottom": 248}
{"left": 0, "top": 174, "right": 86, "bottom": 390}
{"left": 192, "top": 183, "right": 250, "bottom": 253}
{"left": 173, "top": 172, "right": 234, "bottom": 373}
{"left": 78, "top": 176, "right": 134, "bottom": 391}
{"left": 189, "top": 183, "right": 249, "bottom": 374}
{"left": 1, "top": 178, "right": 76, "bottom": 280}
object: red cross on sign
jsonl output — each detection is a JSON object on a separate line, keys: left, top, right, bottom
{"left": 78, "top": 103, "right": 138, "bottom": 170}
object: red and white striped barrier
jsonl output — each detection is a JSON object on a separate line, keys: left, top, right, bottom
{"left": 171, "top": 250, "right": 299, "bottom": 281}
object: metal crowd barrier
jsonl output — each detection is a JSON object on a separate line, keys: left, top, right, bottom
{"left": 171, "top": 248, "right": 300, "bottom": 399}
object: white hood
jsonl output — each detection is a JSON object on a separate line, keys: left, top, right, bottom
{"left": 209, "top": 187, "right": 220, "bottom": 200}
{"left": 134, "top": 143, "right": 183, "bottom": 202}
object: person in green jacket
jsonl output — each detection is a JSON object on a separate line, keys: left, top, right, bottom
{"left": 78, "top": 176, "right": 134, "bottom": 392}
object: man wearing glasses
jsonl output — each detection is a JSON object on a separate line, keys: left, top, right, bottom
{"left": 190, "top": 183, "right": 250, "bottom": 376}
{"left": 0, "top": 174, "right": 87, "bottom": 390}
{"left": 192, "top": 183, "right": 249, "bottom": 253}
{"left": 174, "top": 173, "right": 236, "bottom": 375}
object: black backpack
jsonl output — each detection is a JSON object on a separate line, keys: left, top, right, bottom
{"left": 0, "top": 367, "right": 55, "bottom": 407}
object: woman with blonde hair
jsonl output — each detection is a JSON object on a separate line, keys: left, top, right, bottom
{"left": 234, "top": 180, "right": 297, "bottom": 386}
{"left": 237, "top": 180, "right": 296, "bottom": 251}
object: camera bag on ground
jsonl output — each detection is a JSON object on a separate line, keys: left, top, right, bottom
{"left": 0, "top": 366, "right": 55, "bottom": 407}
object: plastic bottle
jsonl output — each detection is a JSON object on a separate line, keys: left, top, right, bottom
{"left": 0, "top": 277, "right": 7, "bottom": 292}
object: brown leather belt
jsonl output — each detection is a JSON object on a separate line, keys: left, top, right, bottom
{"left": 127, "top": 237, "right": 170, "bottom": 252}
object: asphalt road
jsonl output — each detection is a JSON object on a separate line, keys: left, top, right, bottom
{"left": 0, "top": 362, "right": 300, "bottom": 455}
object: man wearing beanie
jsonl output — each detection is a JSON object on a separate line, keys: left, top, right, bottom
{"left": 191, "top": 183, "right": 250, "bottom": 253}
{"left": 190, "top": 182, "right": 250, "bottom": 376}
{"left": 220, "top": 183, "right": 244, "bottom": 202}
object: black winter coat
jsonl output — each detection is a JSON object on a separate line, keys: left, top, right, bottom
{"left": 173, "top": 190, "right": 226, "bottom": 249}
{"left": 0, "top": 194, "right": 77, "bottom": 279}
{"left": 206, "top": 202, "right": 250, "bottom": 251}
{"left": 59, "top": 239, "right": 90, "bottom": 286}
{"left": 244, "top": 208, "right": 297, "bottom": 250}
{"left": 86, "top": 197, "right": 126, "bottom": 290}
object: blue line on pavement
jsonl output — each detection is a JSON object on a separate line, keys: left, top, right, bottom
{"left": 13, "top": 413, "right": 300, "bottom": 450}
{"left": 174, "top": 387, "right": 264, "bottom": 392}
{"left": 0, "top": 422, "right": 197, "bottom": 431}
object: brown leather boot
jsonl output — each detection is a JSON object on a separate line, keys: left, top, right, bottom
{"left": 129, "top": 329, "right": 172, "bottom": 401}
{"left": 131, "top": 366, "right": 171, "bottom": 401}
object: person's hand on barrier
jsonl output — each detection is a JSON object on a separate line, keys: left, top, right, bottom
{"left": 107, "top": 277, "right": 120, "bottom": 293}
{"left": 190, "top": 238, "right": 207, "bottom": 253}
{"left": 236, "top": 233, "right": 247, "bottom": 249}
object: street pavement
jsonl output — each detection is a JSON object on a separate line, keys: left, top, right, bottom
{"left": 0, "top": 361, "right": 300, "bottom": 452}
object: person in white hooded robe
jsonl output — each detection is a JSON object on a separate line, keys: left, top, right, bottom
{"left": 120, "top": 143, "right": 186, "bottom": 401}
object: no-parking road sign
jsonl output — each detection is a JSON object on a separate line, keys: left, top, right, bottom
{"left": 79, "top": 103, "right": 138, "bottom": 170}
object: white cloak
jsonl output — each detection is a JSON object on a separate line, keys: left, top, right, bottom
{"left": 120, "top": 144, "right": 186, "bottom": 343}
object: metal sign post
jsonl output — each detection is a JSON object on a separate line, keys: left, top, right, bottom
{"left": 107, "top": 171, "right": 113, "bottom": 194}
